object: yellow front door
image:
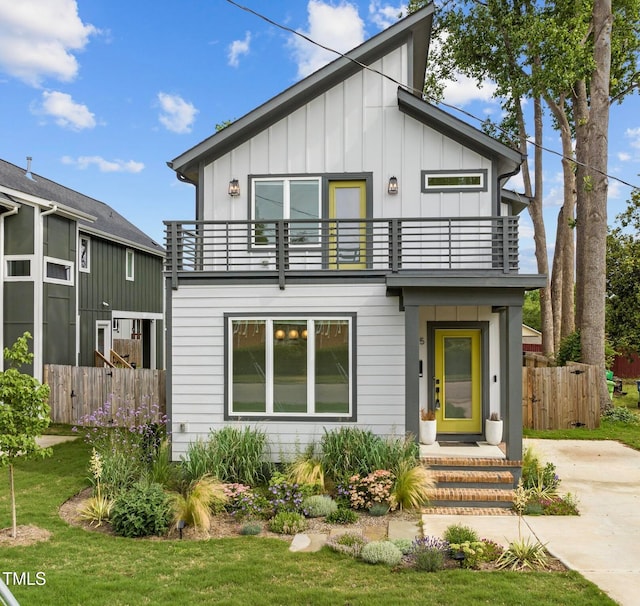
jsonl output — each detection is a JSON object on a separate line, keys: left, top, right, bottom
{"left": 434, "top": 329, "right": 482, "bottom": 434}
{"left": 328, "top": 181, "right": 366, "bottom": 269}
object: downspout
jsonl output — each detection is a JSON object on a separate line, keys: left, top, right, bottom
{"left": 41, "top": 204, "right": 58, "bottom": 217}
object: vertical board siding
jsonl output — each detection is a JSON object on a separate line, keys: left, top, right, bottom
{"left": 170, "top": 283, "right": 405, "bottom": 459}
{"left": 521, "top": 362, "right": 600, "bottom": 429}
{"left": 44, "top": 364, "right": 165, "bottom": 425}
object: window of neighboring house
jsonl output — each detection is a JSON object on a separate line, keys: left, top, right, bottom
{"left": 79, "top": 236, "right": 90, "bottom": 272}
{"left": 5, "top": 256, "right": 32, "bottom": 280}
{"left": 228, "top": 316, "right": 354, "bottom": 417}
{"left": 44, "top": 256, "right": 74, "bottom": 286}
{"left": 421, "top": 170, "right": 488, "bottom": 192}
{"left": 251, "top": 177, "right": 321, "bottom": 247}
{"left": 126, "top": 249, "right": 135, "bottom": 281}
{"left": 112, "top": 319, "right": 120, "bottom": 333}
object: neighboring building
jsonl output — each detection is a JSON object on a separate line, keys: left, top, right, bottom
{"left": 0, "top": 158, "right": 164, "bottom": 379}
{"left": 164, "top": 5, "right": 545, "bottom": 462}
{"left": 522, "top": 324, "right": 543, "bottom": 353}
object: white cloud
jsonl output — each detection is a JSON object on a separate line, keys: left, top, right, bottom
{"left": 157, "top": 92, "right": 198, "bottom": 134}
{"left": 368, "top": 1, "right": 404, "bottom": 29}
{"left": 0, "top": 0, "right": 97, "bottom": 86}
{"left": 617, "top": 151, "right": 631, "bottom": 162}
{"left": 291, "top": 1, "right": 365, "bottom": 79}
{"left": 228, "top": 31, "right": 251, "bottom": 67}
{"left": 37, "top": 90, "right": 95, "bottom": 130}
{"left": 441, "top": 73, "right": 497, "bottom": 106}
{"left": 61, "top": 155, "right": 144, "bottom": 173}
{"left": 625, "top": 127, "right": 640, "bottom": 149}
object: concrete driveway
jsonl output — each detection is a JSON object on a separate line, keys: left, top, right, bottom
{"left": 422, "top": 438, "right": 640, "bottom": 606}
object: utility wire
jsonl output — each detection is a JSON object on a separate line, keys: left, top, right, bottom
{"left": 225, "top": 0, "right": 639, "bottom": 191}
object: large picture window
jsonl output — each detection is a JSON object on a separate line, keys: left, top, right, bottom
{"left": 228, "top": 316, "right": 353, "bottom": 417}
{"left": 251, "top": 177, "right": 321, "bottom": 247}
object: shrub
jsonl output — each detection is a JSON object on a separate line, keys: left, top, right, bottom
{"left": 414, "top": 548, "right": 445, "bottom": 572}
{"left": 496, "top": 538, "right": 548, "bottom": 571}
{"left": 443, "top": 524, "right": 479, "bottom": 545}
{"left": 480, "top": 539, "right": 504, "bottom": 562}
{"left": 603, "top": 406, "right": 640, "bottom": 424}
{"left": 239, "top": 522, "right": 262, "bottom": 535}
{"left": 170, "top": 475, "right": 227, "bottom": 532}
{"left": 223, "top": 484, "right": 271, "bottom": 520}
{"left": 182, "top": 427, "right": 271, "bottom": 486}
{"left": 303, "top": 495, "right": 338, "bottom": 518}
{"left": 360, "top": 541, "right": 403, "bottom": 566}
{"left": 326, "top": 532, "right": 368, "bottom": 557}
{"left": 78, "top": 494, "right": 113, "bottom": 527}
{"left": 368, "top": 503, "right": 389, "bottom": 516}
{"left": 521, "top": 446, "right": 560, "bottom": 499}
{"left": 390, "top": 538, "right": 413, "bottom": 555}
{"left": 556, "top": 330, "right": 582, "bottom": 366}
{"left": 342, "top": 469, "right": 395, "bottom": 510}
{"left": 538, "top": 493, "right": 580, "bottom": 515}
{"left": 391, "top": 461, "right": 434, "bottom": 510}
{"left": 449, "top": 541, "right": 487, "bottom": 569}
{"left": 269, "top": 511, "right": 307, "bottom": 535}
{"left": 288, "top": 455, "right": 325, "bottom": 493}
{"left": 111, "top": 482, "right": 172, "bottom": 538}
{"left": 268, "top": 472, "right": 310, "bottom": 515}
{"left": 325, "top": 507, "right": 358, "bottom": 525}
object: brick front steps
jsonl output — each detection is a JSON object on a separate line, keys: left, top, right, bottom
{"left": 422, "top": 455, "right": 522, "bottom": 514}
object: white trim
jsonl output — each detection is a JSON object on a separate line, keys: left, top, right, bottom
{"left": 0, "top": 185, "right": 96, "bottom": 222}
{"left": 95, "top": 320, "right": 111, "bottom": 360}
{"left": 111, "top": 310, "right": 163, "bottom": 320}
{"left": 80, "top": 225, "right": 164, "bottom": 258}
{"left": 421, "top": 170, "right": 487, "bottom": 192}
{"left": 43, "top": 256, "right": 74, "bottom": 286}
{"left": 126, "top": 248, "right": 135, "bottom": 281}
{"left": 4, "top": 255, "right": 34, "bottom": 281}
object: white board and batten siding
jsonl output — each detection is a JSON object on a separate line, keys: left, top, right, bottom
{"left": 171, "top": 283, "right": 405, "bottom": 460}
{"left": 205, "top": 45, "right": 494, "bottom": 224}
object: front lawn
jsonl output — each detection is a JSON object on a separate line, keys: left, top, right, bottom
{"left": 0, "top": 440, "right": 615, "bottom": 606}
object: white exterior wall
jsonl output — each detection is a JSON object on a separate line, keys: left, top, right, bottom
{"left": 204, "top": 47, "right": 494, "bottom": 224}
{"left": 419, "top": 306, "right": 502, "bottom": 418}
{"left": 170, "top": 282, "right": 406, "bottom": 460}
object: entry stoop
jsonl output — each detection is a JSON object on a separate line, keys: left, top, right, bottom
{"left": 421, "top": 450, "right": 522, "bottom": 514}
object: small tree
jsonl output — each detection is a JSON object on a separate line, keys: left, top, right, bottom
{"left": 0, "top": 333, "right": 51, "bottom": 538}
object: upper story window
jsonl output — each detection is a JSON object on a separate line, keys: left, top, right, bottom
{"left": 79, "top": 236, "right": 90, "bottom": 272}
{"left": 5, "top": 256, "right": 32, "bottom": 281}
{"left": 251, "top": 177, "right": 321, "bottom": 247}
{"left": 126, "top": 249, "right": 135, "bottom": 281}
{"left": 44, "top": 256, "right": 74, "bottom": 286}
{"left": 421, "top": 170, "right": 488, "bottom": 193}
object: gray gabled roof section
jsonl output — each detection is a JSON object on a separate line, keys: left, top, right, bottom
{"left": 501, "top": 189, "right": 531, "bottom": 215}
{"left": 169, "top": 4, "right": 435, "bottom": 182}
{"left": 0, "top": 158, "right": 163, "bottom": 256}
{"left": 396, "top": 87, "right": 523, "bottom": 178}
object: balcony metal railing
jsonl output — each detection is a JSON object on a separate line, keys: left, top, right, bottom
{"left": 164, "top": 216, "right": 519, "bottom": 288}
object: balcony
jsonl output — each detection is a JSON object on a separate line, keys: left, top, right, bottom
{"left": 164, "top": 216, "right": 519, "bottom": 289}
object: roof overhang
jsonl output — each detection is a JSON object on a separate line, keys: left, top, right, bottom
{"left": 79, "top": 224, "right": 164, "bottom": 257}
{"left": 0, "top": 185, "right": 96, "bottom": 222}
{"left": 501, "top": 189, "right": 531, "bottom": 215}
{"left": 169, "top": 4, "right": 435, "bottom": 183}
{"left": 397, "top": 88, "right": 523, "bottom": 178}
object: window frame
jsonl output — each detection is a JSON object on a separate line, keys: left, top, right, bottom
{"left": 4, "top": 255, "right": 34, "bottom": 281}
{"left": 43, "top": 256, "right": 74, "bottom": 286}
{"left": 79, "top": 236, "right": 91, "bottom": 273}
{"left": 249, "top": 176, "right": 322, "bottom": 249}
{"left": 225, "top": 313, "right": 356, "bottom": 421}
{"left": 421, "top": 169, "right": 488, "bottom": 193}
{"left": 126, "top": 248, "right": 135, "bottom": 281}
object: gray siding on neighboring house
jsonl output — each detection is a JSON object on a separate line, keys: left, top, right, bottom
{"left": 170, "top": 282, "right": 405, "bottom": 460}
{"left": 4, "top": 204, "right": 34, "bottom": 254}
{"left": 3, "top": 281, "right": 34, "bottom": 373}
{"left": 78, "top": 235, "right": 164, "bottom": 367}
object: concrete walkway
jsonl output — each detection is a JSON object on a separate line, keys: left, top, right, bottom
{"left": 36, "top": 435, "right": 78, "bottom": 447}
{"left": 422, "top": 439, "right": 640, "bottom": 606}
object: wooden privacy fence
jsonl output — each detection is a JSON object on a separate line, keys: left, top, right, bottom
{"left": 522, "top": 360, "right": 600, "bottom": 430}
{"left": 44, "top": 365, "right": 166, "bottom": 425}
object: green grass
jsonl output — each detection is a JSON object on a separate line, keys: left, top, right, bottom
{"left": 0, "top": 441, "right": 616, "bottom": 605}
{"left": 525, "top": 381, "right": 640, "bottom": 450}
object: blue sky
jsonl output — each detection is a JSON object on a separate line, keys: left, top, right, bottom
{"left": 0, "top": 0, "right": 638, "bottom": 270}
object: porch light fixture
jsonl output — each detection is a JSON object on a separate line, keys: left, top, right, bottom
{"left": 228, "top": 179, "right": 240, "bottom": 197}
{"left": 388, "top": 176, "right": 398, "bottom": 195}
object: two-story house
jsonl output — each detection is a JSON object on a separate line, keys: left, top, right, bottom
{"left": 0, "top": 158, "right": 164, "bottom": 379}
{"left": 164, "top": 4, "right": 545, "bottom": 462}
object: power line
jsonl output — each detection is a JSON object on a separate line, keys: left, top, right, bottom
{"left": 224, "top": 0, "right": 639, "bottom": 191}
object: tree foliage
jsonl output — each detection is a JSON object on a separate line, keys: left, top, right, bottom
{"left": 0, "top": 332, "right": 52, "bottom": 538}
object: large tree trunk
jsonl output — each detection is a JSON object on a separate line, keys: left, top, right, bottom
{"left": 580, "top": 0, "right": 613, "bottom": 409}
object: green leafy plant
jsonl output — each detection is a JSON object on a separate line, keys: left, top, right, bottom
{"left": 414, "top": 548, "right": 445, "bottom": 572}
{"left": 325, "top": 507, "right": 358, "bottom": 524}
{"left": 170, "top": 475, "right": 227, "bottom": 532}
{"left": 223, "top": 483, "right": 271, "bottom": 520}
{"left": 360, "top": 541, "right": 403, "bottom": 566}
{"left": 239, "top": 522, "right": 262, "bottom": 535}
{"left": 449, "top": 541, "right": 486, "bottom": 569}
{"left": 390, "top": 538, "right": 413, "bottom": 555}
{"left": 368, "top": 502, "right": 390, "bottom": 516}
{"left": 303, "top": 494, "right": 338, "bottom": 518}
{"left": 325, "top": 532, "right": 368, "bottom": 557}
{"left": 78, "top": 449, "right": 113, "bottom": 526}
{"left": 602, "top": 405, "right": 640, "bottom": 424}
{"left": 287, "top": 450, "right": 325, "bottom": 492}
{"left": 443, "top": 523, "right": 479, "bottom": 545}
{"left": 268, "top": 511, "right": 307, "bottom": 534}
{"left": 496, "top": 538, "right": 549, "bottom": 571}
{"left": 537, "top": 493, "right": 580, "bottom": 515}
{"left": 0, "top": 332, "right": 52, "bottom": 538}
{"left": 391, "top": 460, "right": 434, "bottom": 510}
{"left": 111, "top": 482, "right": 172, "bottom": 538}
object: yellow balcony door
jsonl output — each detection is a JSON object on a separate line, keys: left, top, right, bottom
{"left": 434, "top": 329, "right": 482, "bottom": 434}
{"left": 328, "top": 181, "right": 366, "bottom": 269}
